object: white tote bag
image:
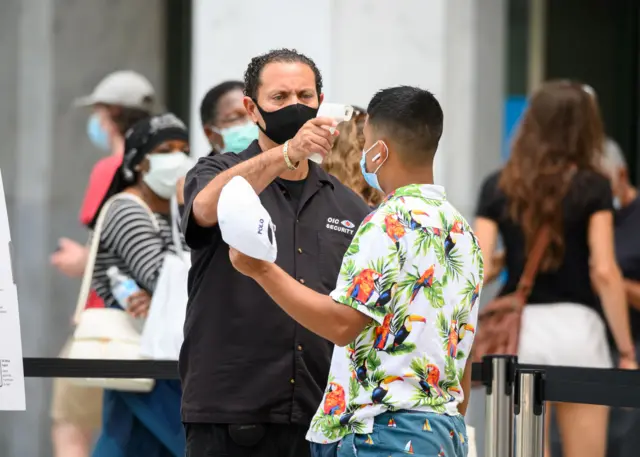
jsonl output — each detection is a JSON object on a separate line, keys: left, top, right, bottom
{"left": 140, "top": 196, "right": 190, "bottom": 360}
{"left": 67, "top": 193, "right": 157, "bottom": 393}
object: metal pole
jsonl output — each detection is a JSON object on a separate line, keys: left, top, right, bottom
{"left": 483, "top": 355, "right": 517, "bottom": 457}
{"left": 527, "top": 0, "right": 547, "bottom": 95}
{"left": 514, "top": 369, "right": 545, "bottom": 457}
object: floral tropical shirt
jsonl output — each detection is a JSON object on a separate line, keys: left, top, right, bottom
{"left": 306, "top": 184, "right": 484, "bottom": 444}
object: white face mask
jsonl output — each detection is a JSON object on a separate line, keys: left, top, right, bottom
{"left": 143, "top": 151, "right": 193, "bottom": 199}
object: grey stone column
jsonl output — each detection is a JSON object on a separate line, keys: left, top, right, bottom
{"left": 5, "top": 1, "right": 56, "bottom": 455}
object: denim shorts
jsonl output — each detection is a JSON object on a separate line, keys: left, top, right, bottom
{"left": 310, "top": 411, "right": 468, "bottom": 457}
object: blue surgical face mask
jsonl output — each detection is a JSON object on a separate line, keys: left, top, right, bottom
{"left": 87, "top": 114, "right": 111, "bottom": 152}
{"left": 216, "top": 122, "right": 259, "bottom": 154}
{"left": 360, "top": 140, "right": 388, "bottom": 193}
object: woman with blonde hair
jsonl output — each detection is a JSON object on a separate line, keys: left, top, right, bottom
{"left": 322, "top": 108, "right": 383, "bottom": 207}
{"left": 474, "top": 80, "right": 636, "bottom": 457}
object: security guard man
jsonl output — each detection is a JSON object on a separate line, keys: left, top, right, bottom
{"left": 181, "top": 48, "right": 371, "bottom": 457}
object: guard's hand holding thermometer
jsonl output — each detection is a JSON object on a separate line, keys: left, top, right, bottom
{"left": 287, "top": 117, "right": 338, "bottom": 164}
{"left": 310, "top": 103, "right": 354, "bottom": 164}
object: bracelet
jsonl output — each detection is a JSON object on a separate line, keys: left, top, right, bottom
{"left": 282, "top": 140, "right": 298, "bottom": 171}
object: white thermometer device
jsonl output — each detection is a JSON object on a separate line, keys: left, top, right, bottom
{"left": 311, "top": 103, "right": 354, "bottom": 164}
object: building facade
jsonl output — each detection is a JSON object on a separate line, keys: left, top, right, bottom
{"left": 1, "top": 1, "right": 638, "bottom": 456}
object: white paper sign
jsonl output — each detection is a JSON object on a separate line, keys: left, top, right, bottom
{"left": 0, "top": 170, "right": 25, "bottom": 410}
{"left": 0, "top": 169, "right": 12, "bottom": 287}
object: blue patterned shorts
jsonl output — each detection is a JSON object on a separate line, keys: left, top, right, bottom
{"left": 310, "top": 411, "right": 468, "bottom": 457}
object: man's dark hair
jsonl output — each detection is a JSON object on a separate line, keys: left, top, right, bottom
{"left": 199, "top": 80, "right": 245, "bottom": 126}
{"left": 367, "top": 86, "right": 444, "bottom": 162}
{"left": 243, "top": 48, "right": 323, "bottom": 101}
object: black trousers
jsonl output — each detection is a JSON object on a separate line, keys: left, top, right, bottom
{"left": 184, "top": 423, "right": 311, "bottom": 457}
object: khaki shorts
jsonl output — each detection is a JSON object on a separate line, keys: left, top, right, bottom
{"left": 49, "top": 337, "right": 103, "bottom": 431}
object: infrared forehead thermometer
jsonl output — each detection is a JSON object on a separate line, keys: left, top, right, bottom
{"left": 310, "top": 103, "right": 354, "bottom": 164}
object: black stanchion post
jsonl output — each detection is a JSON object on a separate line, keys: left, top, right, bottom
{"left": 514, "top": 369, "right": 545, "bottom": 457}
{"left": 483, "top": 355, "right": 517, "bottom": 457}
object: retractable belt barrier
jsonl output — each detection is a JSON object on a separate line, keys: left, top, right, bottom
{"left": 24, "top": 358, "right": 179, "bottom": 379}
{"left": 24, "top": 357, "right": 640, "bottom": 407}
{"left": 477, "top": 355, "right": 640, "bottom": 457}
{"left": 22, "top": 355, "right": 640, "bottom": 457}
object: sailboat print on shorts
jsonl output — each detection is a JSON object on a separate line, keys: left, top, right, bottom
{"left": 388, "top": 418, "right": 397, "bottom": 427}
{"left": 404, "top": 440, "right": 414, "bottom": 454}
{"left": 365, "top": 435, "right": 374, "bottom": 444}
{"left": 422, "top": 419, "right": 432, "bottom": 431}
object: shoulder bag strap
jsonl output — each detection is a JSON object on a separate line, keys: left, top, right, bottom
{"left": 169, "top": 195, "right": 185, "bottom": 257}
{"left": 72, "top": 193, "right": 161, "bottom": 324}
{"left": 122, "top": 192, "right": 183, "bottom": 256}
{"left": 515, "top": 224, "right": 551, "bottom": 300}
{"left": 515, "top": 167, "right": 576, "bottom": 300}
{"left": 115, "top": 193, "right": 161, "bottom": 232}
{"left": 72, "top": 194, "right": 121, "bottom": 324}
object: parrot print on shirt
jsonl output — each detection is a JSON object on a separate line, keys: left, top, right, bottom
{"left": 308, "top": 184, "right": 483, "bottom": 444}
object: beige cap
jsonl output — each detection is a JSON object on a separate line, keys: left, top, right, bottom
{"left": 75, "top": 70, "right": 155, "bottom": 110}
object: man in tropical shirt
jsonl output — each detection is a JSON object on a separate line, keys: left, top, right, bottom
{"left": 229, "top": 86, "right": 483, "bottom": 457}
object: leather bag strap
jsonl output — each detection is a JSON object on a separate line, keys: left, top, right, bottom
{"left": 516, "top": 224, "right": 551, "bottom": 299}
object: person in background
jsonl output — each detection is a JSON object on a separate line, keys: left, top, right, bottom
{"left": 351, "top": 104, "right": 367, "bottom": 139}
{"left": 176, "top": 80, "right": 258, "bottom": 212}
{"left": 321, "top": 108, "right": 384, "bottom": 208}
{"left": 199, "top": 80, "right": 259, "bottom": 154}
{"left": 49, "top": 70, "right": 155, "bottom": 457}
{"left": 474, "top": 80, "right": 636, "bottom": 457}
{"left": 602, "top": 139, "right": 640, "bottom": 457}
{"left": 181, "top": 48, "right": 370, "bottom": 457}
{"left": 52, "top": 70, "right": 155, "bottom": 279}
{"left": 229, "top": 86, "right": 479, "bottom": 457}
{"left": 606, "top": 139, "right": 640, "bottom": 312}
{"left": 90, "top": 113, "right": 191, "bottom": 457}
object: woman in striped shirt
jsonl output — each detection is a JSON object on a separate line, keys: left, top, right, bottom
{"left": 89, "top": 113, "right": 193, "bottom": 457}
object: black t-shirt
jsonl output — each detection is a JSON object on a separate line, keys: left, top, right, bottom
{"left": 476, "top": 169, "right": 613, "bottom": 309}
{"left": 179, "top": 140, "right": 371, "bottom": 424}
{"left": 614, "top": 196, "right": 640, "bottom": 339}
{"left": 278, "top": 178, "right": 307, "bottom": 211}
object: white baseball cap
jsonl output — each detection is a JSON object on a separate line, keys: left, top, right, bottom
{"left": 75, "top": 70, "right": 155, "bottom": 110}
{"left": 218, "top": 176, "right": 278, "bottom": 263}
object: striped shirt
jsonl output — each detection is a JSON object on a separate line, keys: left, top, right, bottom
{"left": 91, "top": 198, "right": 188, "bottom": 308}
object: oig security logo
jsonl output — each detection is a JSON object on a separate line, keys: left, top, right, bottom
{"left": 326, "top": 217, "right": 355, "bottom": 235}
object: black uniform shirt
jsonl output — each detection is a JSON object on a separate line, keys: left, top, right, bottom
{"left": 179, "top": 140, "right": 371, "bottom": 424}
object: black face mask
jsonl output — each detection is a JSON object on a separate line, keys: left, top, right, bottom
{"left": 254, "top": 102, "right": 318, "bottom": 145}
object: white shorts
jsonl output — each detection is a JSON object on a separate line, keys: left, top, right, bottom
{"left": 518, "top": 302, "right": 613, "bottom": 369}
